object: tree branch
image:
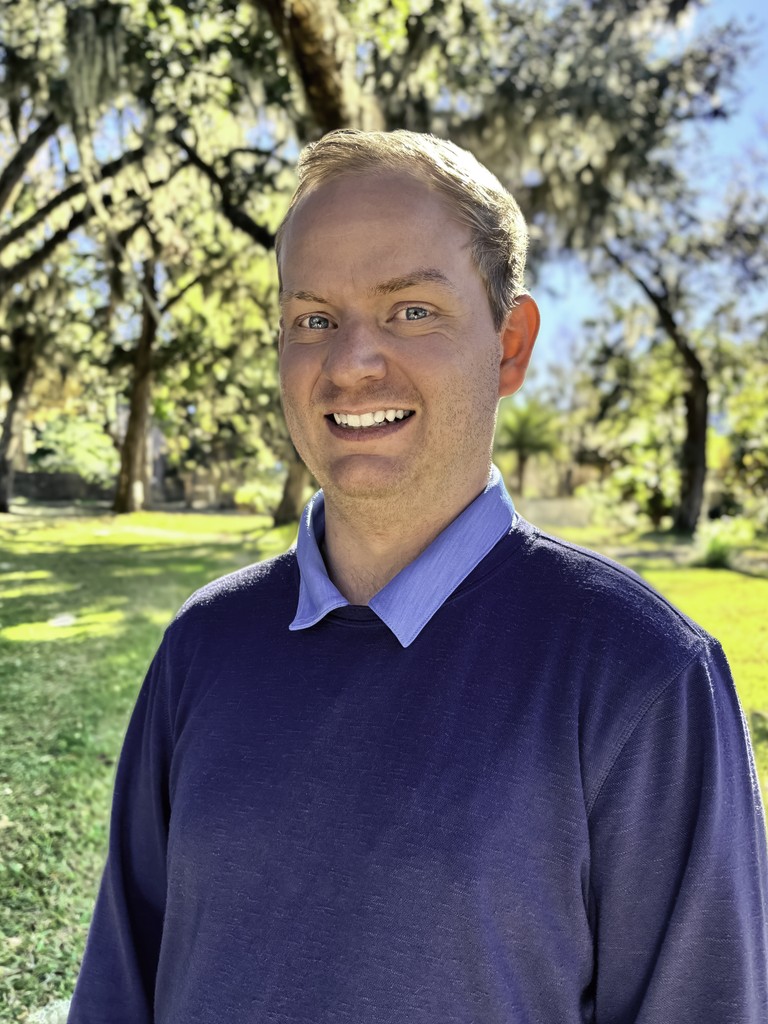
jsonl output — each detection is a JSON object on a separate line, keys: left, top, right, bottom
{"left": 172, "top": 132, "right": 275, "bottom": 251}
{"left": 0, "top": 172, "right": 178, "bottom": 292}
{"left": 0, "top": 145, "right": 148, "bottom": 257}
{"left": 603, "top": 243, "right": 705, "bottom": 379}
{"left": 160, "top": 270, "right": 209, "bottom": 315}
{"left": 0, "top": 111, "right": 59, "bottom": 217}
{"left": 0, "top": 203, "right": 93, "bottom": 292}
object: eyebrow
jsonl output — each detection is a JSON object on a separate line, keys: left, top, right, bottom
{"left": 279, "top": 267, "right": 458, "bottom": 307}
{"left": 280, "top": 289, "right": 328, "bottom": 305}
{"left": 369, "top": 267, "right": 458, "bottom": 297}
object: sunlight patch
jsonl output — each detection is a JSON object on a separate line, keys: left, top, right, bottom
{"left": 1, "top": 583, "right": 75, "bottom": 600}
{"left": 0, "top": 569, "right": 52, "bottom": 582}
{"left": 1, "top": 609, "right": 125, "bottom": 643}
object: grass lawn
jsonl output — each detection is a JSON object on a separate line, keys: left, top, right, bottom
{"left": 0, "top": 508, "right": 295, "bottom": 1022}
{"left": 1, "top": 507, "right": 766, "bottom": 1021}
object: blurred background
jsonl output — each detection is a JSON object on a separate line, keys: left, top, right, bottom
{"left": 1, "top": 0, "right": 766, "bottom": 1020}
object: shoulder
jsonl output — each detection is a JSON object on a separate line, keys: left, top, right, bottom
{"left": 509, "top": 520, "right": 710, "bottom": 657}
{"left": 472, "top": 520, "right": 720, "bottom": 738}
{"left": 179, "top": 547, "right": 297, "bottom": 609}
{"left": 505, "top": 524, "right": 741, "bottom": 810}
{"left": 131, "top": 550, "right": 299, "bottom": 727}
{"left": 167, "top": 548, "right": 299, "bottom": 642}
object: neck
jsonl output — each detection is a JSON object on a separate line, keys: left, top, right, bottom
{"left": 321, "top": 475, "right": 489, "bottom": 605}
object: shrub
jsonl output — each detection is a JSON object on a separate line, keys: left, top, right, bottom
{"left": 233, "top": 472, "right": 284, "bottom": 514}
{"left": 30, "top": 418, "right": 119, "bottom": 486}
{"left": 693, "top": 516, "right": 756, "bottom": 569}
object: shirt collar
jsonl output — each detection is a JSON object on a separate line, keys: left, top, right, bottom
{"left": 289, "top": 465, "right": 516, "bottom": 648}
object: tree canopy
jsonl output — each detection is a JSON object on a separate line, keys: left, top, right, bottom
{"left": 1, "top": 0, "right": 764, "bottom": 530}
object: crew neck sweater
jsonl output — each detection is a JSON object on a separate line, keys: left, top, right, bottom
{"left": 68, "top": 518, "right": 768, "bottom": 1023}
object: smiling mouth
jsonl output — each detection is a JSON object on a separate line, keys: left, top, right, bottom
{"left": 328, "top": 409, "right": 415, "bottom": 429}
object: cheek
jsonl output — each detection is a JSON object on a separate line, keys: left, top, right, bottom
{"left": 279, "top": 348, "right": 317, "bottom": 405}
{"left": 426, "top": 340, "right": 500, "bottom": 403}
{"left": 431, "top": 348, "right": 501, "bottom": 441}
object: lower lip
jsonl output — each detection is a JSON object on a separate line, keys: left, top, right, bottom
{"left": 326, "top": 415, "right": 414, "bottom": 441}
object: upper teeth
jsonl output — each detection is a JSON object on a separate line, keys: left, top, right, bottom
{"left": 333, "top": 409, "right": 410, "bottom": 428}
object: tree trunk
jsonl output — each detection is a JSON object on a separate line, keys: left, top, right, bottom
{"left": 603, "top": 246, "right": 711, "bottom": 537}
{"left": 273, "top": 450, "right": 311, "bottom": 525}
{"left": 673, "top": 370, "right": 709, "bottom": 535}
{"left": 113, "top": 261, "right": 158, "bottom": 514}
{"left": 0, "top": 450, "right": 14, "bottom": 514}
{"left": 517, "top": 454, "right": 528, "bottom": 497}
{"left": 258, "top": 0, "right": 383, "bottom": 133}
{"left": 0, "top": 325, "right": 39, "bottom": 513}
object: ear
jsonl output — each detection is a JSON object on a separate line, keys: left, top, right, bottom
{"left": 498, "top": 295, "right": 540, "bottom": 398}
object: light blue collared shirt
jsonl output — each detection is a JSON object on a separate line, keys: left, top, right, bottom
{"left": 289, "top": 465, "right": 516, "bottom": 648}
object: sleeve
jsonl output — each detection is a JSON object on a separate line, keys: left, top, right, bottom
{"left": 67, "top": 642, "right": 174, "bottom": 1024}
{"left": 587, "top": 640, "right": 768, "bottom": 1023}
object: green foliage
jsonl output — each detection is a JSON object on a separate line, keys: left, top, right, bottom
{"left": 1, "top": 0, "right": 765, "bottom": 523}
{"left": 1, "top": 0, "right": 298, "bottom": 508}
{"left": 29, "top": 417, "right": 119, "bottom": 486}
{"left": 495, "top": 396, "right": 560, "bottom": 458}
{"left": 560, "top": 310, "right": 688, "bottom": 528}
{"left": 494, "top": 395, "right": 560, "bottom": 495}
{"left": 693, "top": 516, "right": 757, "bottom": 569}
{"left": 152, "top": 240, "right": 286, "bottom": 474}
{"left": 582, "top": 443, "right": 680, "bottom": 531}
{"left": 233, "top": 471, "right": 285, "bottom": 515}
{"left": 716, "top": 332, "right": 768, "bottom": 528}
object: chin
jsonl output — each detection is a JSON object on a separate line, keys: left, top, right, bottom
{"left": 329, "top": 479, "right": 403, "bottom": 503}
{"left": 317, "top": 454, "right": 409, "bottom": 494}
{"left": 323, "top": 466, "right": 413, "bottom": 504}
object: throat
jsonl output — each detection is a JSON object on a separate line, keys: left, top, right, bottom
{"left": 321, "top": 509, "right": 432, "bottom": 605}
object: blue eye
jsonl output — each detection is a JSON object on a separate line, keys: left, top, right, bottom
{"left": 299, "top": 314, "right": 331, "bottom": 329}
{"left": 401, "top": 307, "right": 430, "bottom": 321}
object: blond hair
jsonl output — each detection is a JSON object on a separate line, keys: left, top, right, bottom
{"left": 275, "top": 129, "right": 530, "bottom": 330}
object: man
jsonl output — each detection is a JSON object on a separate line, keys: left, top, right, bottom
{"left": 69, "top": 130, "right": 768, "bottom": 1023}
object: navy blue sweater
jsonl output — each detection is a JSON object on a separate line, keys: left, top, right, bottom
{"left": 69, "top": 520, "right": 768, "bottom": 1022}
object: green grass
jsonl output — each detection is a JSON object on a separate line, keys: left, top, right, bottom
{"left": 0, "top": 508, "right": 295, "bottom": 1022}
{"left": 1, "top": 509, "right": 766, "bottom": 1021}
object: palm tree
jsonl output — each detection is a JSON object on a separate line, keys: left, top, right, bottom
{"left": 495, "top": 397, "right": 560, "bottom": 497}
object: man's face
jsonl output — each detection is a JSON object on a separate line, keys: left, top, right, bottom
{"left": 278, "top": 172, "right": 510, "bottom": 513}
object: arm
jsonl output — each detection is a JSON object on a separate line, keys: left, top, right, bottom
{"left": 68, "top": 645, "right": 173, "bottom": 1024}
{"left": 587, "top": 641, "right": 768, "bottom": 1022}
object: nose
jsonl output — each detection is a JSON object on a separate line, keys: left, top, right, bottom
{"left": 322, "top": 317, "right": 387, "bottom": 387}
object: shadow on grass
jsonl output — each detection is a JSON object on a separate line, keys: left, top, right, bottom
{"left": 1, "top": 545, "right": 251, "bottom": 639}
{"left": 0, "top": 510, "right": 297, "bottom": 640}
{"left": 594, "top": 530, "right": 768, "bottom": 580}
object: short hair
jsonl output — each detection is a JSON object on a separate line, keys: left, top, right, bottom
{"left": 275, "top": 129, "right": 530, "bottom": 331}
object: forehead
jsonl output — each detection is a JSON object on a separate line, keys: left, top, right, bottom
{"left": 279, "top": 172, "right": 474, "bottom": 293}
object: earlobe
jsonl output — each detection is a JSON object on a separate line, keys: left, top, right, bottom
{"left": 498, "top": 295, "right": 540, "bottom": 398}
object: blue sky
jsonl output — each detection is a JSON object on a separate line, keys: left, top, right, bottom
{"left": 531, "top": 0, "right": 767, "bottom": 383}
